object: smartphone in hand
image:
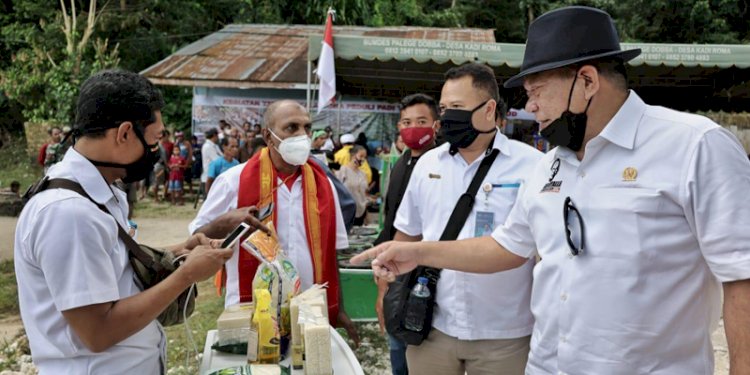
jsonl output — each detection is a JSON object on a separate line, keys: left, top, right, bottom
{"left": 257, "top": 202, "right": 274, "bottom": 222}
{"left": 221, "top": 222, "right": 252, "bottom": 248}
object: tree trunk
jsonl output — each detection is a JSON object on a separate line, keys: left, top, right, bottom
{"left": 527, "top": 5, "right": 534, "bottom": 24}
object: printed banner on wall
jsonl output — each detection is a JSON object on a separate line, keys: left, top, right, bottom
{"left": 192, "top": 94, "right": 400, "bottom": 147}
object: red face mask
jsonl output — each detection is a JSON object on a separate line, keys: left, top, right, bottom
{"left": 400, "top": 126, "right": 435, "bottom": 150}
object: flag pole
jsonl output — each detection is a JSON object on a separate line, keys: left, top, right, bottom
{"left": 336, "top": 92, "right": 342, "bottom": 136}
{"left": 306, "top": 58, "right": 312, "bottom": 112}
{"left": 313, "top": 73, "right": 320, "bottom": 118}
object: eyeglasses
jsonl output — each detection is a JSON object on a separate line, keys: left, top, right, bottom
{"left": 563, "top": 196, "right": 585, "bottom": 256}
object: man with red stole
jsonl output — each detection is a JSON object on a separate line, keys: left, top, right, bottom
{"left": 190, "top": 100, "right": 359, "bottom": 343}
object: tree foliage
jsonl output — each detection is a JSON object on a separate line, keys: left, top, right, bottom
{"left": 0, "top": 1, "right": 119, "bottom": 126}
{"left": 1, "top": 0, "right": 749, "bottom": 137}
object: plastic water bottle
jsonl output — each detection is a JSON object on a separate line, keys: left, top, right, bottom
{"left": 404, "top": 277, "right": 431, "bottom": 332}
{"left": 127, "top": 220, "right": 138, "bottom": 239}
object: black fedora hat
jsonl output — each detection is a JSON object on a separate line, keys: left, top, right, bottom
{"left": 504, "top": 6, "right": 641, "bottom": 88}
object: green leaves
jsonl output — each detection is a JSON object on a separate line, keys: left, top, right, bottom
{"left": 0, "top": 1, "right": 119, "bottom": 125}
{"left": 1, "top": 0, "right": 749, "bottom": 130}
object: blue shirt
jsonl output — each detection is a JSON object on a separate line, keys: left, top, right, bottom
{"left": 208, "top": 157, "right": 239, "bottom": 179}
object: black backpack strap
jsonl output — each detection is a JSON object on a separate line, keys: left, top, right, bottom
{"left": 41, "top": 178, "right": 165, "bottom": 274}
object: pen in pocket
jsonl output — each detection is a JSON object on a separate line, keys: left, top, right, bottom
{"left": 492, "top": 183, "right": 521, "bottom": 188}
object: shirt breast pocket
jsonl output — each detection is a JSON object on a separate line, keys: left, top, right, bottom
{"left": 475, "top": 182, "right": 521, "bottom": 224}
{"left": 586, "top": 186, "right": 663, "bottom": 260}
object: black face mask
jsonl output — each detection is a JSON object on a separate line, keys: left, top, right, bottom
{"left": 439, "top": 100, "right": 497, "bottom": 149}
{"left": 89, "top": 126, "right": 160, "bottom": 183}
{"left": 539, "top": 73, "right": 592, "bottom": 152}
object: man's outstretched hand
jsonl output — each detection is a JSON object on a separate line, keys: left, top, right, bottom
{"left": 197, "top": 206, "right": 271, "bottom": 239}
{"left": 221, "top": 206, "right": 271, "bottom": 235}
{"left": 349, "top": 241, "right": 420, "bottom": 282}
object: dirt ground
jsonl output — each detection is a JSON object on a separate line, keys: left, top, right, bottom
{"left": 0, "top": 216, "right": 733, "bottom": 373}
{"left": 1, "top": 216, "right": 191, "bottom": 261}
{"left": 0, "top": 215, "right": 191, "bottom": 344}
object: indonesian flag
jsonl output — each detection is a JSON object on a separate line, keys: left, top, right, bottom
{"left": 317, "top": 9, "right": 336, "bottom": 114}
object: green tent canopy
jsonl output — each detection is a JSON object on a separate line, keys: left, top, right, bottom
{"left": 308, "top": 35, "right": 750, "bottom": 112}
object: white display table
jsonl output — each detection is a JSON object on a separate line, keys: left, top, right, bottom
{"left": 199, "top": 328, "right": 364, "bottom": 375}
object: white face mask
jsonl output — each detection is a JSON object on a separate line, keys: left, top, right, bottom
{"left": 270, "top": 131, "right": 311, "bottom": 166}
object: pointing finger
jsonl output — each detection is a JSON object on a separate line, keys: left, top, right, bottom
{"left": 350, "top": 244, "right": 386, "bottom": 265}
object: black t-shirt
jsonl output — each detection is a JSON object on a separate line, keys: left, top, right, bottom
{"left": 374, "top": 148, "right": 430, "bottom": 245}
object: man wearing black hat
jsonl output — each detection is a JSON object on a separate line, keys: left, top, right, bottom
{"left": 353, "top": 6, "right": 750, "bottom": 375}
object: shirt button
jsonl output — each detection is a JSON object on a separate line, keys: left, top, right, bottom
{"left": 560, "top": 293, "right": 568, "bottom": 301}
{"left": 568, "top": 253, "right": 574, "bottom": 259}
{"left": 579, "top": 171, "right": 586, "bottom": 178}
{"left": 560, "top": 336, "right": 567, "bottom": 343}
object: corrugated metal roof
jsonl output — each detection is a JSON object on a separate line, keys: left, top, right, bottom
{"left": 141, "top": 24, "right": 495, "bottom": 88}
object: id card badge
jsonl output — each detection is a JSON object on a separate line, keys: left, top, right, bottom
{"left": 474, "top": 211, "right": 495, "bottom": 237}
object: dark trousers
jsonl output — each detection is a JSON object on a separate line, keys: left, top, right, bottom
{"left": 388, "top": 334, "right": 408, "bottom": 375}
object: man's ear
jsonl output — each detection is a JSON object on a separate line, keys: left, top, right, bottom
{"left": 578, "top": 65, "right": 600, "bottom": 100}
{"left": 485, "top": 99, "right": 497, "bottom": 122}
{"left": 261, "top": 128, "right": 273, "bottom": 146}
{"left": 115, "top": 122, "right": 133, "bottom": 145}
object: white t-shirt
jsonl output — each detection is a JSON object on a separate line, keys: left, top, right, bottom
{"left": 14, "top": 148, "right": 164, "bottom": 374}
{"left": 321, "top": 138, "right": 335, "bottom": 152}
{"left": 201, "top": 139, "right": 222, "bottom": 183}
{"left": 394, "top": 133, "right": 542, "bottom": 340}
{"left": 189, "top": 162, "right": 349, "bottom": 306}
{"left": 492, "top": 91, "right": 750, "bottom": 375}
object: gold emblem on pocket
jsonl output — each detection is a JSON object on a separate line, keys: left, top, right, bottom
{"left": 622, "top": 167, "right": 638, "bottom": 182}
{"left": 428, "top": 173, "right": 441, "bottom": 179}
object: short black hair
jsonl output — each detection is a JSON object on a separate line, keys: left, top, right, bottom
{"left": 496, "top": 99, "right": 508, "bottom": 120}
{"left": 74, "top": 69, "right": 164, "bottom": 139}
{"left": 205, "top": 128, "right": 218, "bottom": 139}
{"left": 399, "top": 93, "right": 439, "bottom": 121}
{"left": 349, "top": 144, "right": 366, "bottom": 157}
{"left": 47, "top": 126, "right": 61, "bottom": 135}
{"left": 588, "top": 58, "right": 628, "bottom": 91}
{"left": 444, "top": 63, "right": 501, "bottom": 104}
{"left": 556, "top": 57, "right": 629, "bottom": 91}
{"left": 220, "top": 136, "right": 237, "bottom": 148}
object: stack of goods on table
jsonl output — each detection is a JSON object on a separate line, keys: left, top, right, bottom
{"left": 290, "top": 285, "right": 330, "bottom": 374}
{"left": 209, "top": 224, "right": 335, "bottom": 374}
{"left": 214, "top": 303, "right": 254, "bottom": 354}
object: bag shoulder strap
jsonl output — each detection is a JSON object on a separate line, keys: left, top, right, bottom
{"left": 40, "top": 178, "right": 165, "bottom": 273}
{"left": 440, "top": 148, "right": 499, "bottom": 241}
{"left": 419, "top": 148, "right": 500, "bottom": 282}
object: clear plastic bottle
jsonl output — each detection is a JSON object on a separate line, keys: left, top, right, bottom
{"left": 404, "top": 277, "right": 431, "bottom": 332}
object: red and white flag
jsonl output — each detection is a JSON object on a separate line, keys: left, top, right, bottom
{"left": 317, "top": 9, "right": 336, "bottom": 114}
